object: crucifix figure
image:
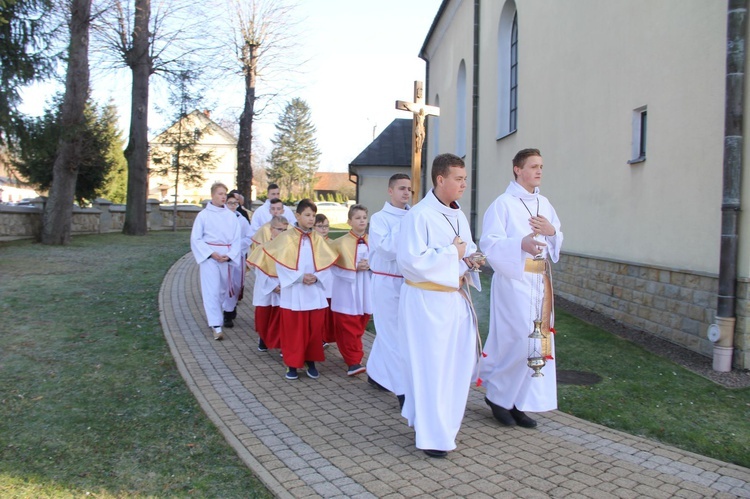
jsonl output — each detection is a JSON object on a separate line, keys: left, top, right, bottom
{"left": 396, "top": 81, "right": 440, "bottom": 204}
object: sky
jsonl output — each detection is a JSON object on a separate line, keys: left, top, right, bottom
{"left": 19, "top": 0, "right": 444, "bottom": 174}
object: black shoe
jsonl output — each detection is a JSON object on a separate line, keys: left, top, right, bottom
{"left": 229, "top": 308, "right": 237, "bottom": 320}
{"left": 485, "top": 397, "right": 516, "bottom": 426}
{"left": 257, "top": 339, "right": 268, "bottom": 352}
{"left": 367, "top": 376, "right": 388, "bottom": 391}
{"left": 223, "top": 311, "right": 234, "bottom": 328}
{"left": 510, "top": 406, "right": 538, "bottom": 428}
{"left": 397, "top": 394, "right": 405, "bottom": 410}
{"left": 423, "top": 449, "right": 447, "bottom": 458}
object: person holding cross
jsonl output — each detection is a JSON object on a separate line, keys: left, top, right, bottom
{"left": 396, "top": 153, "right": 483, "bottom": 458}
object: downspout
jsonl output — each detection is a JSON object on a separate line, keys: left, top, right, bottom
{"left": 470, "top": 0, "right": 480, "bottom": 236}
{"left": 714, "top": 0, "right": 747, "bottom": 372}
{"left": 423, "top": 61, "right": 430, "bottom": 199}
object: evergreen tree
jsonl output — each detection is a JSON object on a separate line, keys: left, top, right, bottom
{"left": 14, "top": 97, "right": 125, "bottom": 206}
{"left": 267, "top": 98, "right": 320, "bottom": 198}
{"left": 0, "top": 0, "right": 55, "bottom": 144}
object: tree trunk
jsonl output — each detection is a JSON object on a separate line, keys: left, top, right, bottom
{"left": 236, "top": 43, "right": 257, "bottom": 205}
{"left": 123, "top": 0, "right": 151, "bottom": 236}
{"left": 41, "top": 0, "right": 91, "bottom": 245}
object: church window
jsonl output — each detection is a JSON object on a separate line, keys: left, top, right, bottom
{"left": 496, "top": 1, "right": 518, "bottom": 139}
{"left": 456, "top": 60, "right": 467, "bottom": 158}
{"left": 628, "top": 106, "right": 647, "bottom": 164}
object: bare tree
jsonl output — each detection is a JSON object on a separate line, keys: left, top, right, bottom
{"left": 221, "top": 0, "right": 305, "bottom": 206}
{"left": 41, "top": 0, "right": 92, "bottom": 245}
{"left": 93, "top": 0, "right": 215, "bottom": 235}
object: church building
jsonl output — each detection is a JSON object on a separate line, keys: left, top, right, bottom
{"left": 420, "top": 0, "right": 750, "bottom": 369}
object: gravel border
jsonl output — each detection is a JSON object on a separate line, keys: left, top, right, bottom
{"left": 556, "top": 296, "right": 750, "bottom": 389}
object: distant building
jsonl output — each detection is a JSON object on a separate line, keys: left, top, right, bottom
{"left": 0, "top": 151, "right": 40, "bottom": 203}
{"left": 420, "top": 0, "right": 750, "bottom": 369}
{"left": 149, "top": 110, "right": 244, "bottom": 204}
{"left": 348, "top": 119, "right": 412, "bottom": 212}
{"left": 313, "top": 172, "right": 352, "bottom": 200}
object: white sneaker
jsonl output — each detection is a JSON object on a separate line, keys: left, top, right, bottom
{"left": 212, "top": 326, "right": 224, "bottom": 341}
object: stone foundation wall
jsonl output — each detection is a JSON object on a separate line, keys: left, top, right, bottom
{"left": 0, "top": 198, "right": 202, "bottom": 240}
{"left": 554, "top": 253, "right": 749, "bottom": 370}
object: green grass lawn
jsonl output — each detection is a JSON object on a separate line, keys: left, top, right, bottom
{"left": 1, "top": 233, "right": 748, "bottom": 499}
{"left": 0, "top": 232, "right": 271, "bottom": 498}
{"left": 471, "top": 272, "right": 750, "bottom": 468}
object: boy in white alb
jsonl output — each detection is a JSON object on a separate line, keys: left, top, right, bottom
{"left": 330, "top": 205, "right": 372, "bottom": 377}
{"left": 248, "top": 183, "right": 296, "bottom": 239}
{"left": 222, "top": 192, "right": 253, "bottom": 328}
{"left": 480, "top": 148, "right": 563, "bottom": 429}
{"left": 190, "top": 183, "right": 241, "bottom": 341}
{"left": 396, "top": 154, "right": 483, "bottom": 458}
{"left": 366, "top": 173, "right": 411, "bottom": 402}
{"left": 251, "top": 198, "right": 285, "bottom": 250}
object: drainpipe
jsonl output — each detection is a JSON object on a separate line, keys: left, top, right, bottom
{"left": 469, "top": 0, "right": 480, "bottom": 236}
{"left": 713, "top": 0, "right": 747, "bottom": 372}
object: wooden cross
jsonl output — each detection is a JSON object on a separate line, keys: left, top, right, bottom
{"left": 395, "top": 81, "right": 440, "bottom": 204}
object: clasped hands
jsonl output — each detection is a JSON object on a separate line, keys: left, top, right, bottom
{"left": 522, "top": 215, "right": 555, "bottom": 257}
{"left": 211, "top": 252, "right": 230, "bottom": 263}
{"left": 452, "top": 236, "right": 483, "bottom": 270}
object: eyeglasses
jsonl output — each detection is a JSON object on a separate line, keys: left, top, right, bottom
{"left": 226, "top": 201, "right": 239, "bottom": 206}
{"left": 271, "top": 226, "right": 287, "bottom": 231}
{"left": 315, "top": 224, "right": 330, "bottom": 229}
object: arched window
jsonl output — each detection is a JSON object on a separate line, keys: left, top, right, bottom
{"left": 496, "top": 0, "right": 517, "bottom": 138}
{"left": 456, "top": 60, "right": 467, "bottom": 157}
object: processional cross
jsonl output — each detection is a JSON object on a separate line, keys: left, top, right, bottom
{"left": 395, "top": 81, "right": 440, "bottom": 204}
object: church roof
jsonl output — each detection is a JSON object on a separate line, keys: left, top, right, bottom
{"left": 313, "top": 172, "right": 350, "bottom": 191}
{"left": 349, "top": 118, "right": 411, "bottom": 167}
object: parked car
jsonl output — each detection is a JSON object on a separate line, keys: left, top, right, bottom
{"left": 314, "top": 201, "right": 349, "bottom": 225}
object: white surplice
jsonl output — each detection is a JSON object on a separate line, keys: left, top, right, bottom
{"left": 248, "top": 199, "right": 296, "bottom": 239}
{"left": 276, "top": 229, "right": 331, "bottom": 312}
{"left": 479, "top": 181, "right": 563, "bottom": 412}
{"left": 367, "top": 201, "right": 409, "bottom": 395}
{"left": 330, "top": 236, "right": 373, "bottom": 316}
{"left": 223, "top": 212, "right": 252, "bottom": 313}
{"left": 190, "top": 203, "right": 242, "bottom": 327}
{"left": 396, "top": 190, "right": 480, "bottom": 452}
{"left": 252, "top": 268, "right": 280, "bottom": 307}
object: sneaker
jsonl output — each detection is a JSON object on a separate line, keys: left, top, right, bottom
{"left": 347, "top": 364, "right": 366, "bottom": 376}
{"left": 322, "top": 342, "right": 330, "bottom": 349}
{"left": 229, "top": 308, "right": 237, "bottom": 320}
{"left": 306, "top": 362, "right": 319, "bottom": 379}
{"left": 212, "top": 326, "right": 224, "bottom": 341}
{"left": 257, "top": 339, "right": 268, "bottom": 352}
{"left": 285, "top": 368, "right": 298, "bottom": 380}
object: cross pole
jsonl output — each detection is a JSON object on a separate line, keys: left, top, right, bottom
{"left": 395, "top": 81, "right": 440, "bottom": 204}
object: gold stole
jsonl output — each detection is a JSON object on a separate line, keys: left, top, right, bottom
{"left": 260, "top": 226, "right": 338, "bottom": 272}
{"left": 251, "top": 223, "right": 272, "bottom": 249}
{"left": 524, "top": 257, "right": 555, "bottom": 358}
{"left": 331, "top": 231, "right": 368, "bottom": 271}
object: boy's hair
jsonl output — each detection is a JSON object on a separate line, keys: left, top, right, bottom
{"left": 267, "top": 183, "right": 279, "bottom": 191}
{"left": 271, "top": 215, "right": 288, "bottom": 225}
{"left": 211, "top": 182, "right": 228, "bottom": 194}
{"left": 296, "top": 198, "right": 317, "bottom": 214}
{"left": 512, "top": 148, "right": 542, "bottom": 178}
{"left": 388, "top": 173, "right": 410, "bottom": 188}
{"left": 348, "top": 204, "right": 368, "bottom": 219}
{"left": 431, "top": 153, "right": 465, "bottom": 185}
{"left": 269, "top": 197, "right": 283, "bottom": 206}
{"left": 227, "top": 192, "right": 238, "bottom": 200}
{"left": 314, "top": 213, "right": 329, "bottom": 224}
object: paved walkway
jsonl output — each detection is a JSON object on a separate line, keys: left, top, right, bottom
{"left": 159, "top": 254, "right": 750, "bottom": 498}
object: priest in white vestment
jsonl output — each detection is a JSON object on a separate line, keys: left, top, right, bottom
{"left": 366, "top": 173, "right": 411, "bottom": 399}
{"left": 479, "top": 149, "right": 563, "bottom": 428}
{"left": 190, "top": 183, "right": 242, "bottom": 341}
{"left": 396, "top": 154, "right": 482, "bottom": 458}
{"left": 248, "top": 183, "right": 296, "bottom": 239}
